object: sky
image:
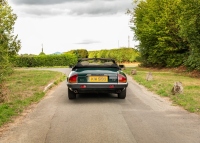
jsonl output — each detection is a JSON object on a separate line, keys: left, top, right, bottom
{"left": 8, "top": 0, "right": 137, "bottom": 55}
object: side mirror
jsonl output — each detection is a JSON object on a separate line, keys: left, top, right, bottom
{"left": 119, "top": 65, "right": 125, "bottom": 70}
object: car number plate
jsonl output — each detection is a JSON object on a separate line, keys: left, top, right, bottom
{"left": 88, "top": 76, "right": 108, "bottom": 82}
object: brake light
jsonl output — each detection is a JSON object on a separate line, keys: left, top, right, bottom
{"left": 118, "top": 74, "right": 127, "bottom": 83}
{"left": 69, "top": 74, "right": 78, "bottom": 83}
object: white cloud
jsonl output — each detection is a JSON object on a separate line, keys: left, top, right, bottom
{"left": 10, "top": 0, "right": 134, "bottom": 17}
{"left": 9, "top": 0, "right": 137, "bottom": 55}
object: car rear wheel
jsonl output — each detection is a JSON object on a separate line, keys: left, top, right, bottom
{"left": 68, "top": 88, "right": 76, "bottom": 99}
{"left": 118, "top": 89, "right": 126, "bottom": 99}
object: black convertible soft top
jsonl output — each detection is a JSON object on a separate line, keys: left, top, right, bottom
{"left": 72, "top": 58, "right": 120, "bottom": 70}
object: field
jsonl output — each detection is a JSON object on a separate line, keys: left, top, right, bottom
{"left": 0, "top": 69, "right": 65, "bottom": 127}
{"left": 124, "top": 66, "right": 200, "bottom": 114}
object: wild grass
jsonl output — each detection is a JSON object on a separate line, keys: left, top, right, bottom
{"left": 124, "top": 67, "right": 200, "bottom": 114}
{"left": 0, "top": 69, "right": 66, "bottom": 127}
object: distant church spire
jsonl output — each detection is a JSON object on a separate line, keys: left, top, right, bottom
{"left": 39, "top": 44, "right": 45, "bottom": 55}
{"left": 42, "top": 44, "right": 44, "bottom": 53}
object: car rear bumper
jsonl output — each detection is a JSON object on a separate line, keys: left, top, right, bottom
{"left": 67, "top": 83, "right": 128, "bottom": 94}
{"left": 67, "top": 83, "right": 128, "bottom": 88}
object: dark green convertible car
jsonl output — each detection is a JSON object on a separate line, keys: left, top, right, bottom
{"left": 67, "top": 58, "right": 128, "bottom": 99}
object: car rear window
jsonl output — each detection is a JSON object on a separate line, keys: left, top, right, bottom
{"left": 73, "top": 58, "right": 120, "bottom": 69}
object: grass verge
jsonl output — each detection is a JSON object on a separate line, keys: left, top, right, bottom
{"left": 0, "top": 69, "right": 66, "bottom": 127}
{"left": 124, "top": 67, "right": 200, "bottom": 114}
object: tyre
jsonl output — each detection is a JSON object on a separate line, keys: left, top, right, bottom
{"left": 118, "top": 89, "right": 126, "bottom": 99}
{"left": 68, "top": 88, "right": 76, "bottom": 99}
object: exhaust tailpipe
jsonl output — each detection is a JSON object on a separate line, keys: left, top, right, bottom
{"left": 74, "top": 90, "right": 78, "bottom": 93}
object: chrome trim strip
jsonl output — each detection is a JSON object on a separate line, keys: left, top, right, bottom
{"left": 67, "top": 82, "right": 128, "bottom": 85}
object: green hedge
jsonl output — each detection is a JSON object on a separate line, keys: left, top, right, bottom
{"left": 10, "top": 53, "right": 78, "bottom": 67}
{"left": 88, "top": 48, "right": 140, "bottom": 63}
{"left": 64, "top": 49, "right": 88, "bottom": 58}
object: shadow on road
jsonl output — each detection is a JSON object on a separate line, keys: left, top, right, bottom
{"left": 65, "top": 93, "right": 126, "bottom": 104}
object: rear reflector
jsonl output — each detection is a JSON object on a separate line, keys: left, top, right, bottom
{"left": 118, "top": 74, "right": 127, "bottom": 83}
{"left": 69, "top": 74, "right": 78, "bottom": 83}
{"left": 109, "top": 85, "right": 115, "bottom": 88}
{"left": 80, "top": 85, "right": 87, "bottom": 88}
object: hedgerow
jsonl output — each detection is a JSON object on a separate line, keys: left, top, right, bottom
{"left": 64, "top": 49, "right": 88, "bottom": 58}
{"left": 10, "top": 53, "right": 77, "bottom": 67}
{"left": 88, "top": 48, "right": 140, "bottom": 63}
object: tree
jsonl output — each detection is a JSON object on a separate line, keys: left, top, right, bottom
{"left": 129, "top": 0, "right": 189, "bottom": 67}
{"left": 0, "top": 0, "right": 7, "bottom": 5}
{"left": 179, "top": 0, "right": 200, "bottom": 70}
{"left": 0, "top": 1, "right": 21, "bottom": 57}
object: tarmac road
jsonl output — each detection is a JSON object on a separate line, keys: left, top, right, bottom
{"left": 0, "top": 68, "right": 200, "bottom": 143}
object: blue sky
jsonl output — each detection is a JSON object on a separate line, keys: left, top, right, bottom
{"left": 9, "top": 0, "right": 137, "bottom": 55}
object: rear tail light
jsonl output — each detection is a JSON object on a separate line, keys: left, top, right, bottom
{"left": 118, "top": 74, "right": 127, "bottom": 83}
{"left": 69, "top": 74, "right": 78, "bottom": 83}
